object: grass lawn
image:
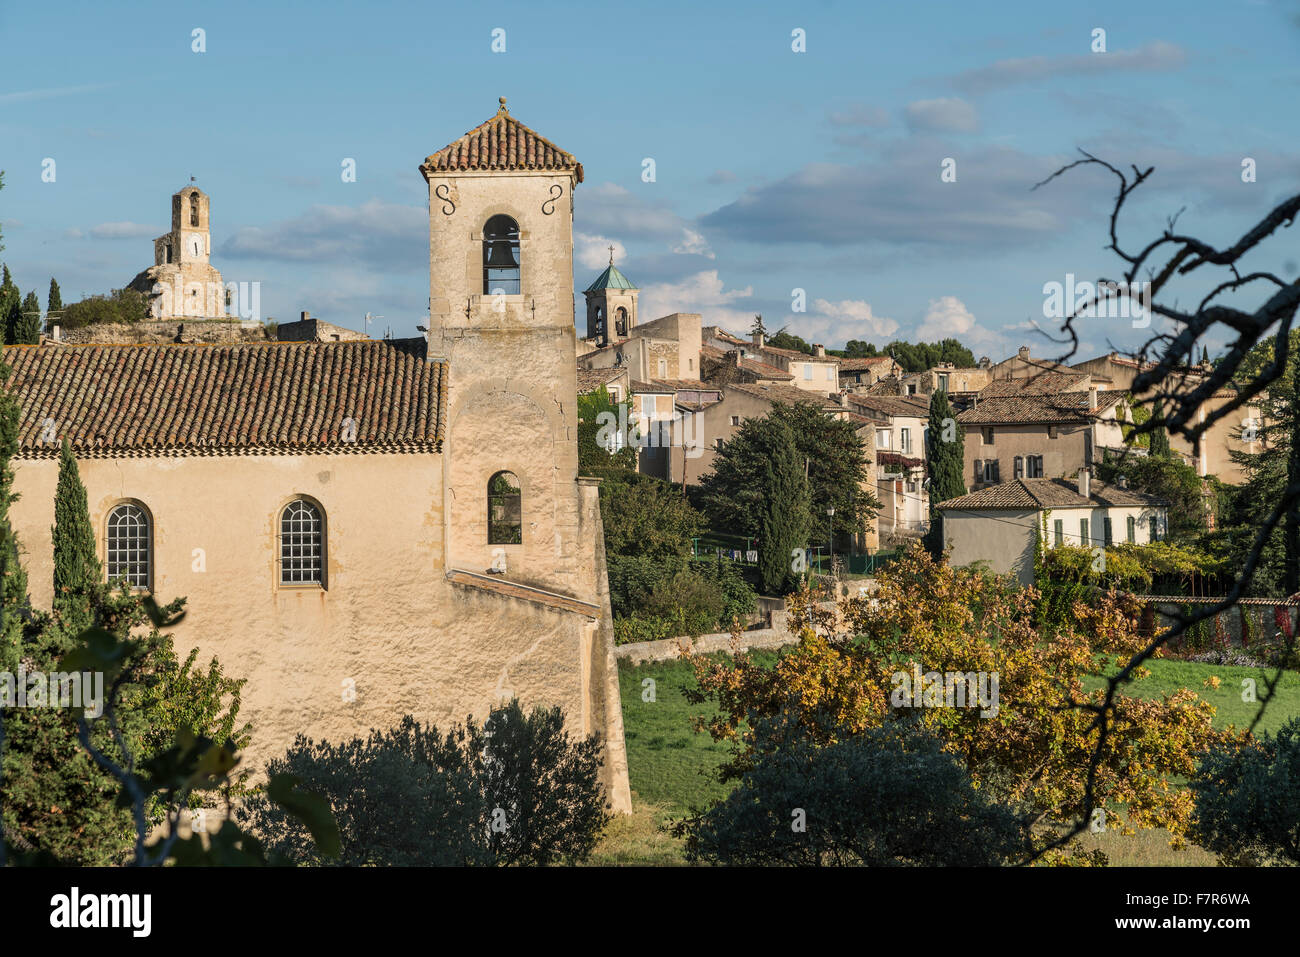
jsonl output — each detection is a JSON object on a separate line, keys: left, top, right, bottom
{"left": 600, "top": 646, "right": 1300, "bottom": 866}
{"left": 1088, "top": 656, "right": 1300, "bottom": 736}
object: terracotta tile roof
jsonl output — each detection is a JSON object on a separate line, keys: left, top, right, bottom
{"left": 420, "top": 99, "right": 583, "bottom": 182}
{"left": 651, "top": 378, "right": 717, "bottom": 392}
{"left": 699, "top": 345, "right": 793, "bottom": 380}
{"left": 629, "top": 379, "right": 674, "bottom": 394}
{"left": 936, "top": 478, "right": 1167, "bottom": 510}
{"left": 2, "top": 339, "right": 446, "bottom": 457}
{"left": 726, "top": 381, "right": 840, "bottom": 409}
{"left": 845, "top": 394, "right": 930, "bottom": 418}
{"left": 576, "top": 366, "right": 627, "bottom": 393}
{"left": 980, "top": 371, "right": 1089, "bottom": 396}
{"left": 838, "top": 357, "right": 895, "bottom": 372}
{"left": 958, "top": 390, "right": 1126, "bottom": 425}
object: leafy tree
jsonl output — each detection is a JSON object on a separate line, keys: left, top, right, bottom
{"left": 1190, "top": 716, "right": 1300, "bottom": 865}
{"left": 47, "top": 278, "right": 62, "bottom": 318}
{"left": 240, "top": 701, "right": 610, "bottom": 866}
{"left": 749, "top": 314, "right": 767, "bottom": 338}
{"left": 684, "top": 548, "right": 1228, "bottom": 860}
{"left": 1096, "top": 451, "right": 1207, "bottom": 544}
{"left": 58, "top": 288, "right": 150, "bottom": 330}
{"left": 678, "top": 711, "right": 1026, "bottom": 866}
{"left": 757, "top": 419, "right": 810, "bottom": 594}
{"left": 699, "top": 414, "right": 810, "bottom": 594}
{"left": 767, "top": 329, "right": 814, "bottom": 355}
{"left": 598, "top": 473, "right": 703, "bottom": 562}
{"left": 699, "top": 404, "right": 869, "bottom": 566}
{"left": 842, "top": 340, "right": 880, "bottom": 359}
{"left": 51, "top": 439, "right": 102, "bottom": 631}
{"left": 1148, "top": 399, "right": 1171, "bottom": 458}
{"left": 768, "top": 402, "right": 878, "bottom": 545}
{"left": 15, "top": 291, "right": 40, "bottom": 344}
{"left": 923, "top": 389, "right": 965, "bottom": 555}
{"left": 577, "top": 385, "right": 636, "bottom": 476}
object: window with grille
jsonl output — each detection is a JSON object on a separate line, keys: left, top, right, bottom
{"left": 106, "top": 503, "right": 151, "bottom": 589}
{"left": 280, "top": 499, "right": 324, "bottom": 585}
{"left": 482, "top": 215, "right": 521, "bottom": 295}
{"left": 487, "top": 472, "right": 522, "bottom": 545}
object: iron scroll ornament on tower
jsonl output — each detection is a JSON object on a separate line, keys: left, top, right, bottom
{"left": 435, "top": 183, "right": 456, "bottom": 215}
{"left": 542, "top": 183, "right": 562, "bottom": 215}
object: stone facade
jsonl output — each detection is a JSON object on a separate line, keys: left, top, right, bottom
{"left": 126, "top": 187, "right": 230, "bottom": 320}
{"left": 5, "top": 104, "right": 633, "bottom": 815}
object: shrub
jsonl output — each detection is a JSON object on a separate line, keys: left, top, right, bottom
{"left": 1190, "top": 716, "right": 1300, "bottom": 866}
{"left": 677, "top": 710, "right": 1027, "bottom": 866}
{"left": 239, "top": 700, "right": 610, "bottom": 866}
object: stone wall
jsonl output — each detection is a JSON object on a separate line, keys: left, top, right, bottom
{"left": 56, "top": 320, "right": 269, "bottom": 345}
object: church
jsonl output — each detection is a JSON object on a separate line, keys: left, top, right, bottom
{"left": 2, "top": 99, "right": 632, "bottom": 812}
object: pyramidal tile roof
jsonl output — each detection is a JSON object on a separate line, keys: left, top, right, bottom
{"left": 584, "top": 264, "right": 637, "bottom": 292}
{"left": 420, "top": 98, "right": 584, "bottom": 181}
{"left": 1, "top": 339, "right": 446, "bottom": 456}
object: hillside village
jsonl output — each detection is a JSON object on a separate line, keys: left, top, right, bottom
{"left": 0, "top": 95, "right": 1296, "bottom": 878}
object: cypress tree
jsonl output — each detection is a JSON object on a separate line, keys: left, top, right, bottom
{"left": 0, "top": 363, "right": 27, "bottom": 670}
{"left": 1285, "top": 354, "right": 1300, "bottom": 595}
{"left": 0, "top": 266, "right": 18, "bottom": 345}
{"left": 47, "top": 278, "right": 62, "bottom": 317}
{"left": 924, "top": 389, "right": 966, "bottom": 556}
{"left": 15, "top": 291, "right": 40, "bottom": 344}
{"left": 1149, "top": 400, "right": 1171, "bottom": 459}
{"left": 51, "top": 439, "right": 101, "bottom": 629}
{"left": 756, "top": 418, "right": 810, "bottom": 595}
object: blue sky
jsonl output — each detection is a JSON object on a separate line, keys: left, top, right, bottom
{"left": 1, "top": 0, "right": 1297, "bottom": 361}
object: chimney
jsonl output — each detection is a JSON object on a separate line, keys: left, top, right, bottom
{"left": 814, "top": 343, "right": 826, "bottom": 358}
{"left": 52, "top": 324, "right": 61, "bottom": 342}
{"left": 1088, "top": 385, "right": 1098, "bottom": 411}
{"left": 300, "top": 310, "right": 310, "bottom": 322}
{"left": 1018, "top": 345, "right": 1030, "bottom": 360}
{"left": 1077, "top": 467, "right": 1091, "bottom": 500}
{"left": 752, "top": 330, "right": 765, "bottom": 349}
{"left": 1117, "top": 475, "right": 1128, "bottom": 489}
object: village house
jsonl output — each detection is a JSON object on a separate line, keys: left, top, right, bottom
{"left": 842, "top": 394, "right": 930, "bottom": 543}
{"left": 957, "top": 384, "right": 1130, "bottom": 490}
{"left": 1070, "top": 351, "right": 1262, "bottom": 482}
{"left": 936, "top": 469, "right": 1169, "bottom": 585}
{"left": 838, "top": 355, "right": 900, "bottom": 390}
{"left": 744, "top": 332, "right": 841, "bottom": 393}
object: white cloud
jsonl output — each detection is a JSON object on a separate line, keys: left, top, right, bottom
{"left": 220, "top": 199, "right": 425, "bottom": 269}
{"left": 904, "top": 97, "right": 978, "bottom": 133}
{"left": 637, "top": 270, "right": 754, "bottom": 328}
{"left": 671, "top": 228, "right": 714, "bottom": 258}
{"left": 947, "top": 41, "right": 1187, "bottom": 94}
{"left": 812, "top": 298, "right": 898, "bottom": 338}
{"left": 576, "top": 233, "right": 626, "bottom": 271}
{"left": 88, "top": 221, "right": 158, "bottom": 240}
{"left": 915, "top": 296, "right": 1000, "bottom": 348}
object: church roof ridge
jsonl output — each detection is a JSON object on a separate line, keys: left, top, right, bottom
{"left": 420, "top": 97, "right": 584, "bottom": 182}
{"left": 2, "top": 338, "right": 446, "bottom": 456}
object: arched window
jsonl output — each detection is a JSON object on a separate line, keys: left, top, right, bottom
{"left": 592, "top": 306, "right": 605, "bottom": 342}
{"left": 482, "top": 215, "right": 520, "bottom": 295}
{"left": 280, "top": 499, "right": 324, "bottom": 585}
{"left": 614, "top": 306, "right": 628, "bottom": 338}
{"left": 487, "top": 472, "right": 522, "bottom": 544}
{"left": 106, "top": 502, "right": 151, "bottom": 589}
{"left": 189, "top": 194, "right": 200, "bottom": 227}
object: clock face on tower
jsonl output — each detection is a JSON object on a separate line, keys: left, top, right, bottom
{"left": 182, "top": 232, "right": 204, "bottom": 258}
